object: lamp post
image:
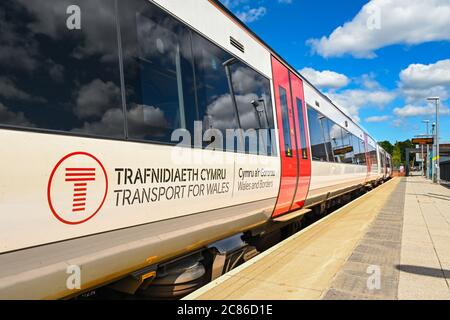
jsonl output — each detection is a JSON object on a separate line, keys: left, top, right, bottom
{"left": 420, "top": 141, "right": 424, "bottom": 175}
{"left": 431, "top": 123, "right": 436, "bottom": 181}
{"left": 427, "top": 97, "right": 440, "bottom": 184}
{"left": 422, "top": 120, "right": 430, "bottom": 177}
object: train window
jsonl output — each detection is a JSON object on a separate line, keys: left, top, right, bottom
{"left": 368, "top": 144, "right": 378, "bottom": 172}
{"left": 330, "top": 123, "right": 345, "bottom": 163}
{"left": 191, "top": 33, "right": 240, "bottom": 151}
{"left": 0, "top": 0, "right": 124, "bottom": 137}
{"left": 342, "top": 130, "right": 355, "bottom": 164}
{"left": 295, "top": 98, "right": 308, "bottom": 159}
{"left": 119, "top": 0, "right": 197, "bottom": 144}
{"left": 356, "top": 139, "right": 367, "bottom": 165}
{"left": 323, "top": 119, "right": 334, "bottom": 162}
{"left": 229, "top": 61, "right": 275, "bottom": 155}
{"left": 351, "top": 135, "right": 361, "bottom": 165}
{"left": 279, "top": 87, "right": 293, "bottom": 157}
{"left": 307, "top": 106, "right": 327, "bottom": 162}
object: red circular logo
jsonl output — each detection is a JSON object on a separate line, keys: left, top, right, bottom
{"left": 47, "top": 152, "right": 108, "bottom": 225}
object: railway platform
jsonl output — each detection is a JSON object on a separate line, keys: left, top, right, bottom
{"left": 184, "top": 176, "right": 450, "bottom": 300}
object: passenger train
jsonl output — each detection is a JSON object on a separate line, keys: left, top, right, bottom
{"left": 0, "top": 0, "right": 392, "bottom": 299}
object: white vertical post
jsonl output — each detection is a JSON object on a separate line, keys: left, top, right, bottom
{"left": 436, "top": 99, "right": 440, "bottom": 184}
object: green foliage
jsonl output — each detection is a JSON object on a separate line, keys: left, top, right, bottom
{"left": 380, "top": 139, "right": 416, "bottom": 168}
{"left": 392, "top": 144, "right": 402, "bottom": 167}
{"left": 378, "top": 140, "right": 394, "bottom": 155}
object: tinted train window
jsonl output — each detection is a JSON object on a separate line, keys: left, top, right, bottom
{"left": 342, "top": 130, "right": 355, "bottom": 164}
{"left": 229, "top": 61, "right": 275, "bottom": 155}
{"left": 119, "top": 0, "right": 197, "bottom": 144}
{"left": 296, "top": 98, "right": 308, "bottom": 159}
{"left": 323, "top": 119, "right": 334, "bottom": 163}
{"left": 307, "top": 106, "right": 328, "bottom": 162}
{"left": 368, "top": 144, "right": 377, "bottom": 171}
{"left": 351, "top": 135, "right": 361, "bottom": 165}
{"left": 191, "top": 33, "right": 239, "bottom": 151}
{"left": 330, "top": 122, "right": 345, "bottom": 163}
{"left": 355, "top": 139, "right": 367, "bottom": 165}
{"left": 230, "top": 62, "right": 268, "bottom": 130}
{"left": 0, "top": 0, "right": 123, "bottom": 137}
{"left": 279, "top": 87, "right": 292, "bottom": 157}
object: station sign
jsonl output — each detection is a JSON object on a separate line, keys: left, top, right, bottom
{"left": 333, "top": 146, "right": 354, "bottom": 155}
{"left": 412, "top": 138, "right": 434, "bottom": 145}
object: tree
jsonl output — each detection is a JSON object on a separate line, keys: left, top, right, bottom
{"left": 378, "top": 140, "right": 394, "bottom": 155}
{"left": 392, "top": 143, "right": 402, "bottom": 167}
{"left": 390, "top": 139, "right": 416, "bottom": 168}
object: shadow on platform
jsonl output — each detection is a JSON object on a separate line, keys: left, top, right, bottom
{"left": 396, "top": 264, "right": 449, "bottom": 279}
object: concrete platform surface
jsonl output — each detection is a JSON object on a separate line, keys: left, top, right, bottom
{"left": 184, "top": 177, "right": 450, "bottom": 300}
{"left": 397, "top": 177, "right": 450, "bottom": 300}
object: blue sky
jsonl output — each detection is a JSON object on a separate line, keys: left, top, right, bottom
{"left": 220, "top": 0, "right": 450, "bottom": 144}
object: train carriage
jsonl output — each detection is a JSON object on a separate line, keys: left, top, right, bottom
{"left": 0, "top": 0, "right": 392, "bottom": 299}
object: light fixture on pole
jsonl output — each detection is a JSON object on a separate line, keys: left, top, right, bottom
{"left": 427, "top": 97, "right": 440, "bottom": 184}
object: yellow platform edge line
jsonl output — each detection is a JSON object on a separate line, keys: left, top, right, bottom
{"left": 183, "top": 178, "right": 399, "bottom": 300}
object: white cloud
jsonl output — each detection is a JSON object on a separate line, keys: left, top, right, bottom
{"left": 0, "top": 9, "right": 39, "bottom": 72}
{"left": 327, "top": 88, "right": 396, "bottom": 122}
{"left": 222, "top": 0, "right": 248, "bottom": 8}
{"left": 0, "top": 77, "right": 34, "bottom": 101}
{"left": 73, "top": 104, "right": 167, "bottom": 138}
{"left": 365, "top": 115, "right": 391, "bottom": 123}
{"left": 300, "top": 70, "right": 396, "bottom": 122}
{"left": 401, "top": 86, "right": 449, "bottom": 103}
{"left": 0, "top": 103, "right": 33, "bottom": 127}
{"left": 236, "top": 7, "right": 267, "bottom": 23}
{"left": 0, "top": 77, "right": 47, "bottom": 103}
{"left": 307, "top": 0, "right": 450, "bottom": 58}
{"left": 399, "top": 59, "right": 450, "bottom": 103}
{"left": 299, "top": 67, "right": 350, "bottom": 90}
{"left": 17, "top": 0, "right": 118, "bottom": 62}
{"left": 400, "top": 59, "right": 450, "bottom": 89}
{"left": 357, "top": 73, "right": 381, "bottom": 90}
{"left": 393, "top": 104, "right": 450, "bottom": 117}
{"left": 75, "top": 79, "right": 121, "bottom": 119}
{"left": 278, "top": 0, "right": 293, "bottom": 3}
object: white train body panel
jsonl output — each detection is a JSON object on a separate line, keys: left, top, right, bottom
{"left": 0, "top": 130, "right": 280, "bottom": 253}
{"left": 308, "top": 162, "right": 368, "bottom": 202}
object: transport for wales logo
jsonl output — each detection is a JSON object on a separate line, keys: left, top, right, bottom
{"left": 47, "top": 152, "right": 108, "bottom": 225}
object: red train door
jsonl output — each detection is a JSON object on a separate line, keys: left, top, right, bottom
{"left": 289, "top": 72, "right": 312, "bottom": 211}
{"left": 271, "top": 57, "right": 298, "bottom": 217}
